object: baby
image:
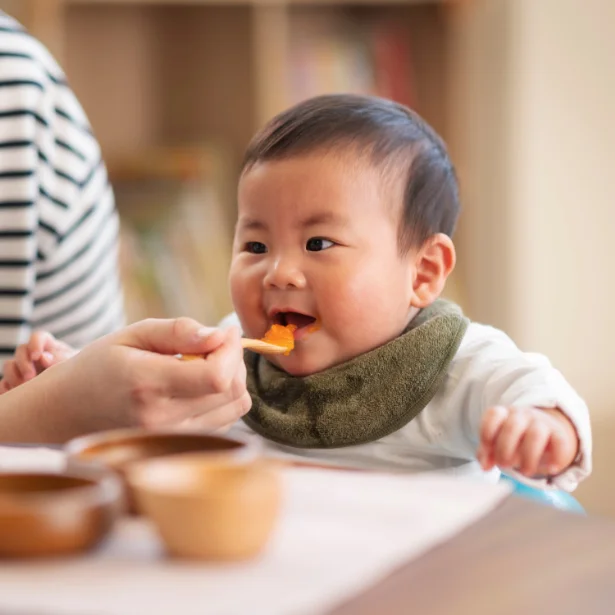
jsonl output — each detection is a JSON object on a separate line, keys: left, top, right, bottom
{"left": 3, "top": 95, "right": 591, "bottom": 491}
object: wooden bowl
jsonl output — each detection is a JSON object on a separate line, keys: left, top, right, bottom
{"left": 127, "top": 455, "right": 282, "bottom": 561}
{"left": 65, "top": 429, "right": 257, "bottom": 514}
{"left": 0, "top": 464, "right": 122, "bottom": 558}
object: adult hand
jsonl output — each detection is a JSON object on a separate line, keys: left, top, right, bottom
{"left": 0, "top": 317, "right": 251, "bottom": 443}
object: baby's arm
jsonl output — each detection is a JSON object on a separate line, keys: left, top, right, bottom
{"left": 0, "top": 331, "right": 77, "bottom": 394}
{"left": 444, "top": 323, "right": 591, "bottom": 491}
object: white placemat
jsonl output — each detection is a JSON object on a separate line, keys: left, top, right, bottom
{"left": 0, "top": 447, "right": 510, "bottom": 615}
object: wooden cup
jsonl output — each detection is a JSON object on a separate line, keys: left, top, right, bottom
{"left": 127, "top": 455, "right": 282, "bottom": 561}
{"left": 0, "top": 463, "right": 122, "bottom": 558}
{"left": 65, "top": 429, "right": 258, "bottom": 515}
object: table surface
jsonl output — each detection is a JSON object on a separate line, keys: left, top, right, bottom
{"left": 4, "top": 447, "right": 612, "bottom": 614}
{"left": 329, "top": 496, "right": 615, "bottom": 615}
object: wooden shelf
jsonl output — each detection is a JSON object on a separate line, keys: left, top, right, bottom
{"left": 9, "top": 1, "right": 450, "bottom": 163}
{"left": 3, "top": 0, "right": 455, "bottom": 224}
{"left": 65, "top": 0, "right": 446, "bottom": 6}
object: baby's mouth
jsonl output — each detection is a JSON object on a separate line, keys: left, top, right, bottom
{"left": 273, "top": 311, "right": 318, "bottom": 339}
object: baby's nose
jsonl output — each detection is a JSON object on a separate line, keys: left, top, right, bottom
{"left": 263, "top": 257, "right": 306, "bottom": 289}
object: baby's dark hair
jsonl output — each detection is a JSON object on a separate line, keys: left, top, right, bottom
{"left": 242, "top": 94, "right": 459, "bottom": 253}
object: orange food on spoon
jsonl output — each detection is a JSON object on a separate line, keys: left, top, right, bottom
{"left": 261, "top": 324, "right": 296, "bottom": 356}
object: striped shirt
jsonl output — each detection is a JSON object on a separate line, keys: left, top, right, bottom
{"left": 0, "top": 12, "right": 124, "bottom": 373}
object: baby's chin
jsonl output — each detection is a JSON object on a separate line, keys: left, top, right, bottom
{"left": 268, "top": 351, "right": 341, "bottom": 377}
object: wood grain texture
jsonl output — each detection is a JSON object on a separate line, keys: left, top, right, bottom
{"left": 329, "top": 497, "right": 615, "bottom": 615}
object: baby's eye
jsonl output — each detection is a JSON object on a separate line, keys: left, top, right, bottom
{"left": 306, "top": 238, "right": 335, "bottom": 252}
{"left": 245, "top": 241, "right": 267, "bottom": 254}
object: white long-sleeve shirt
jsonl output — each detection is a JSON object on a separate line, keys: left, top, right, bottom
{"left": 224, "top": 317, "right": 592, "bottom": 492}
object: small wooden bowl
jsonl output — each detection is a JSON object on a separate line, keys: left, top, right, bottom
{"left": 65, "top": 429, "right": 257, "bottom": 514}
{"left": 127, "top": 455, "right": 281, "bottom": 561}
{"left": 0, "top": 464, "right": 122, "bottom": 558}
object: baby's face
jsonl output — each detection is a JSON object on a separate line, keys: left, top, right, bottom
{"left": 229, "top": 152, "right": 417, "bottom": 376}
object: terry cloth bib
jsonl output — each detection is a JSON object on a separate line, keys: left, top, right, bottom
{"left": 243, "top": 300, "right": 469, "bottom": 449}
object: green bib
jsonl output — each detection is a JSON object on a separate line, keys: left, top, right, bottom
{"left": 243, "top": 300, "right": 469, "bottom": 449}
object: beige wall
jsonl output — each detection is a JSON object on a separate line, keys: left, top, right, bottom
{"left": 508, "top": 0, "right": 615, "bottom": 417}
{"left": 509, "top": 0, "right": 615, "bottom": 513}
{"left": 453, "top": 0, "right": 615, "bottom": 514}
{"left": 449, "top": 0, "right": 515, "bottom": 331}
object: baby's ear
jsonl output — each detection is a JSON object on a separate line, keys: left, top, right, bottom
{"left": 410, "top": 233, "right": 456, "bottom": 308}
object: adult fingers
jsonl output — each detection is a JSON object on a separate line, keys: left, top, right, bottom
{"left": 157, "top": 327, "right": 244, "bottom": 399}
{"left": 117, "top": 317, "right": 227, "bottom": 357}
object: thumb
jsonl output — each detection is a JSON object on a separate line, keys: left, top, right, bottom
{"left": 115, "top": 317, "right": 226, "bottom": 357}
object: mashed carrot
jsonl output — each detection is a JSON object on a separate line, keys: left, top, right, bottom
{"left": 262, "top": 324, "right": 296, "bottom": 355}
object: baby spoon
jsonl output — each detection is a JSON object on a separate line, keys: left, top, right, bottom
{"left": 181, "top": 337, "right": 288, "bottom": 360}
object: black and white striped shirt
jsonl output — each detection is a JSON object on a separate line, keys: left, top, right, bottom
{"left": 0, "top": 12, "right": 124, "bottom": 372}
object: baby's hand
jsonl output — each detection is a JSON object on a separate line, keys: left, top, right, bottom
{"left": 477, "top": 406, "right": 579, "bottom": 478}
{"left": 0, "top": 331, "right": 77, "bottom": 394}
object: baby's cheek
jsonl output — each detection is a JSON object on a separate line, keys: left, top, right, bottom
{"left": 230, "top": 294, "right": 255, "bottom": 337}
{"left": 348, "top": 284, "right": 408, "bottom": 346}
{"left": 323, "top": 288, "right": 384, "bottom": 349}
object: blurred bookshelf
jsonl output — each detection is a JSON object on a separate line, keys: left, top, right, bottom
{"left": 7, "top": 0, "right": 469, "bottom": 324}
{"left": 108, "top": 146, "right": 235, "bottom": 325}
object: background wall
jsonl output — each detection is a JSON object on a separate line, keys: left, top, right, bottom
{"left": 452, "top": 0, "right": 615, "bottom": 514}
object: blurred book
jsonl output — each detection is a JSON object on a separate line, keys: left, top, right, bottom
{"left": 288, "top": 12, "right": 374, "bottom": 104}
{"left": 287, "top": 12, "right": 418, "bottom": 110}
{"left": 371, "top": 20, "right": 417, "bottom": 109}
{"left": 108, "top": 146, "right": 234, "bottom": 326}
